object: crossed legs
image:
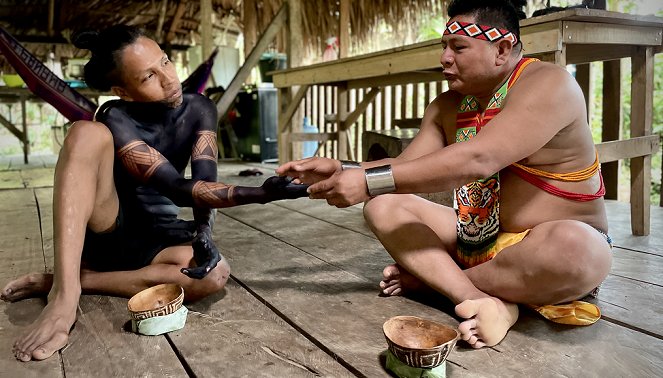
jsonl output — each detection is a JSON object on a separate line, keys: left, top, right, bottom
{"left": 364, "top": 194, "right": 612, "bottom": 348}
{"left": 2, "top": 122, "right": 230, "bottom": 362}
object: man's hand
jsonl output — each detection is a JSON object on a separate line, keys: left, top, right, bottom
{"left": 275, "top": 157, "right": 341, "bottom": 185}
{"left": 260, "top": 176, "right": 309, "bottom": 202}
{"left": 308, "top": 168, "right": 370, "bottom": 208}
{"left": 181, "top": 228, "right": 222, "bottom": 279}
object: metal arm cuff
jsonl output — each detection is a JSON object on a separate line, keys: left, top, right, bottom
{"left": 365, "top": 164, "right": 396, "bottom": 197}
{"left": 340, "top": 160, "right": 361, "bottom": 170}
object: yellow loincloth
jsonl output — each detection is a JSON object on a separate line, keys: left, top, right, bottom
{"left": 479, "top": 230, "right": 602, "bottom": 326}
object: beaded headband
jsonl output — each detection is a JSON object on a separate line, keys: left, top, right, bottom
{"left": 443, "top": 20, "right": 518, "bottom": 45}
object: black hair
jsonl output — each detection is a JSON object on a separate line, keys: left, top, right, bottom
{"left": 72, "top": 25, "right": 146, "bottom": 91}
{"left": 448, "top": 0, "right": 526, "bottom": 45}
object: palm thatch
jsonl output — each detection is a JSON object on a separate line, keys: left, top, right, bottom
{"left": 245, "top": 0, "right": 449, "bottom": 55}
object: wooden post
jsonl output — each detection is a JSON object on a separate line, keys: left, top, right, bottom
{"left": 243, "top": 0, "right": 257, "bottom": 58}
{"left": 155, "top": 0, "right": 168, "bottom": 42}
{"left": 21, "top": 97, "right": 28, "bottom": 164}
{"left": 216, "top": 4, "right": 287, "bottom": 119}
{"left": 167, "top": 1, "right": 186, "bottom": 43}
{"left": 201, "top": 0, "right": 213, "bottom": 65}
{"left": 601, "top": 60, "right": 621, "bottom": 200}
{"left": 575, "top": 63, "right": 592, "bottom": 121}
{"left": 47, "top": 0, "right": 55, "bottom": 37}
{"left": 337, "top": 83, "right": 349, "bottom": 160}
{"left": 629, "top": 46, "right": 653, "bottom": 236}
{"left": 339, "top": 0, "right": 350, "bottom": 58}
{"left": 284, "top": 0, "right": 304, "bottom": 161}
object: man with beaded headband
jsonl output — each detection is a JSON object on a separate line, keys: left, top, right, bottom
{"left": 278, "top": 0, "right": 612, "bottom": 348}
{"left": 2, "top": 25, "right": 308, "bottom": 362}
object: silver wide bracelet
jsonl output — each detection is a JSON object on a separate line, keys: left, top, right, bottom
{"left": 340, "top": 160, "right": 361, "bottom": 170}
{"left": 365, "top": 164, "right": 396, "bottom": 196}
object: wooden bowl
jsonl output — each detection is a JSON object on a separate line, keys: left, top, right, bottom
{"left": 127, "top": 284, "right": 184, "bottom": 321}
{"left": 383, "top": 316, "right": 459, "bottom": 368}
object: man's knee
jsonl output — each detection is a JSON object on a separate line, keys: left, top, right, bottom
{"left": 183, "top": 259, "right": 230, "bottom": 302}
{"left": 541, "top": 221, "right": 611, "bottom": 285}
{"left": 363, "top": 194, "right": 405, "bottom": 231}
{"left": 61, "top": 121, "right": 113, "bottom": 158}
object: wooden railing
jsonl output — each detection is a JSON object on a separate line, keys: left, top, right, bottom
{"left": 273, "top": 9, "right": 663, "bottom": 235}
{"left": 294, "top": 82, "right": 446, "bottom": 160}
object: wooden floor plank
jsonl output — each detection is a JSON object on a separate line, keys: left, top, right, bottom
{"left": 33, "top": 189, "right": 190, "bottom": 376}
{"left": 34, "top": 188, "right": 54, "bottom": 271}
{"left": 275, "top": 200, "right": 374, "bottom": 238}
{"left": 20, "top": 168, "right": 54, "bottom": 189}
{"left": 214, "top": 211, "right": 458, "bottom": 376}
{"left": 216, "top": 208, "right": 663, "bottom": 376}
{"left": 222, "top": 203, "right": 392, "bottom": 284}
{"left": 605, "top": 200, "right": 663, "bottom": 255}
{"left": 0, "top": 189, "right": 61, "bottom": 376}
{"left": 61, "top": 295, "right": 188, "bottom": 378}
{"left": 0, "top": 170, "right": 25, "bottom": 190}
{"left": 590, "top": 274, "right": 663, "bottom": 338}
{"left": 171, "top": 279, "right": 353, "bottom": 377}
{"left": 611, "top": 247, "right": 663, "bottom": 286}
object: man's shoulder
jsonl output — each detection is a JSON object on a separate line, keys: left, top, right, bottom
{"left": 517, "top": 60, "right": 575, "bottom": 88}
{"left": 428, "top": 90, "right": 463, "bottom": 115}
{"left": 94, "top": 99, "right": 126, "bottom": 123}
{"left": 183, "top": 93, "right": 215, "bottom": 108}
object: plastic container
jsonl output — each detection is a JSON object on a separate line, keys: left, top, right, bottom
{"left": 302, "top": 116, "right": 318, "bottom": 158}
{"left": 2, "top": 74, "right": 25, "bottom": 87}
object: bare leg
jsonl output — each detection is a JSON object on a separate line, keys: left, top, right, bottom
{"left": 366, "top": 195, "right": 612, "bottom": 348}
{"left": 366, "top": 194, "right": 518, "bottom": 349}
{"left": 2, "top": 273, "right": 53, "bottom": 302}
{"left": 464, "top": 220, "right": 612, "bottom": 305}
{"left": 12, "top": 122, "right": 119, "bottom": 362}
{"left": 2, "top": 245, "right": 230, "bottom": 306}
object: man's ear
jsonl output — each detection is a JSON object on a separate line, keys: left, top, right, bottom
{"left": 111, "top": 86, "right": 132, "bottom": 101}
{"left": 495, "top": 39, "right": 514, "bottom": 66}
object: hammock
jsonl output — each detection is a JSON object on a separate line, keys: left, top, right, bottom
{"left": 0, "top": 27, "right": 217, "bottom": 122}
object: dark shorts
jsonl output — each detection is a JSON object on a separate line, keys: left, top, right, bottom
{"left": 82, "top": 206, "right": 196, "bottom": 272}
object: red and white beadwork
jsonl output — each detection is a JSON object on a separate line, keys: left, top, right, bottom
{"left": 443, "top": 21, "right": 518, "bottom": 45}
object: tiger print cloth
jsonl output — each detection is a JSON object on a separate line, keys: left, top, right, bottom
{"left": 453, "top": 57, "right": 537, "bottom": 268}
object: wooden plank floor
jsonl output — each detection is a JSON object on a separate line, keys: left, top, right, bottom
{"left": 1, "top": 159, "right": 662, "bottom": 377}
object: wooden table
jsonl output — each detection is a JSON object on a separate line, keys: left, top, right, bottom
{"left": 273, "top": 9, "right": 662, "bottom": 236}
{"left": 0, "top": 87, "right": 31, "bottom": 163}
{"left": 0, "top": 87, "right": 103, "bottom": 164}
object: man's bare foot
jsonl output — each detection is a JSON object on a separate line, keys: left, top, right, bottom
{"left": 12, "top": 296, "right": 77, "bottom": 362}
{"left": 455, "top": 297, "right": 519, "bottom": 348}
{"left": 379, "top": 264, "right": 428, "bottom": 296}
{"left": 1, "top": 273, "right": 53, "bottom": 302}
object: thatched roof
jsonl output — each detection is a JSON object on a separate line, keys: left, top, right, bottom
{"left": 245, "top": 0, "right": 448, "bottom": 55}
{"left": 0, "top": 0, "right": 450, "bottom": 54}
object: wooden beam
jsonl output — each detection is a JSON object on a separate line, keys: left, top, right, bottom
{"left": 629, "top": 46, "right": 654, "bottom": 235}
{"left": 200, "top": 0, "right": 213, "bottom": 59}
{"left": 287, "top": 132, "right": 337, "bottom": 142}
{"left": 337, "top": 83, "right": 350, "bottom": 159}
{"left": 155, "top": 0, "right": 168, "bottom": 42}
{"left": 243, "top": 0, "right": 257, "bottom": 58}
{"left": 216, "top": 3, "right": 287, "bottom": 118}
{"left": 342, "top": 87, "right": 379, "bottom": 129}
{"left": 167, "top": 1, "right": 187, "bottom": 43}
{"left": 596, "top": 135, "right": 659, "bottom": 163}
{"left": 563, "top": 21, "right": 662, "bottom": 45}
{"left": 339, "top": 0, "right": 350, "bottom": 58}
{"left": 47, "top": 0, "right": 55, "bottom": 37}
{"left": 0, "top": 113, "right": 25, "bottom": 141}
{"left": 287, "top": 0, "right": 303, "bottom": 68}
{"left": 278, "top": 84, "right": 310, "bottom": 133}
{"left": 601, "top": 60, "right": 621, "bottom": 200}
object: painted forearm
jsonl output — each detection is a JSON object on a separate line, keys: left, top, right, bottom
{"left": 191, "top": 131, "right": 218, "bottom": 231}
